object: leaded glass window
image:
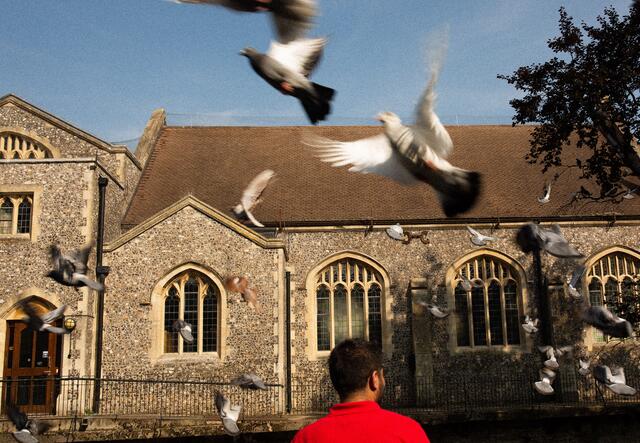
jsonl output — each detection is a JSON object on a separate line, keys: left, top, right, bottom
{"left": 586, "top": 252, "right": 640, "bottom": 343}
{"left": 17, "top": 198, "right": 31, "bottom": 234}
{"left": 0, "top": 195, "right": 33, "bottom": 236}
{"left": 315, "top": 259, "right": 383, "bottom": 351}
{"left": 0, "top": 198, "right": 13, "bottom": 235}
{"left": 163, "top": 271, "right": 219, "bottom": 354}
{"left": 453, "top": 255, "right": 522, "bottom": 348}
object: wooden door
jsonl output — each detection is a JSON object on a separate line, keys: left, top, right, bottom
{"left": 3, "top": 321, "right": 61, "bottom": 414}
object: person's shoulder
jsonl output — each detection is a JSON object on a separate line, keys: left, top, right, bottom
{"left": 376, "top": 409, "right": 428, "bottom": 438}
{"left": 291, "top": 415, "right": 333, "bottom": 442}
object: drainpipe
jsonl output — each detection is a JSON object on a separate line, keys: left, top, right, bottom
{"left": 285, "top": 271, "right": 292, "bottom": 414}
{"left": 93, "top": 176, "right": 110, "bottom": 413}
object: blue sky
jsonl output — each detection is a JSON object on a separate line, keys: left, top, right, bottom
{"left": 0, "top": 0, "right": 633, "bottom": 147}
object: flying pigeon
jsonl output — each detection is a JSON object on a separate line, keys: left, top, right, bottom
{"left": 305, "top": 38, "right": 481, "bottom": 218}
{"left": 466, "top": 226, "right": 495, "bottom": 246}
{"left": 233, "top": 169, "right": 275, "bottom": 227}
{"left": 224, "top": 276, "right": 260, "bottom": 311}
{"left": 578, "top": 359, "right": 591, "bottom": 376}
{"left": 522, "top": 316, "right": 539, "bottom": 335}
{"left": 6, "top": 403, "right": 51, "bottom": 443}
{"left": 18, "top": 300, "right": 68, "bottom": 335}
{"left": 47, "top": 244, "right": 103, "bottom": 291}
{"left": 240, "top": 38, "right": 335, "bottom": 124}
{"left": 593, "top": 365, "right": 637, "bottom": 396}
{"left": 567, "top": 264, "right": 587, "bottom": 299}
{"left": 215, "top": 391, "right": 242, "bottom": 436}
{"left": 538, "top": 345, "right": 573, "bottom": 370}
{"left": 537, "top": 183, "right": 551, "bottom": 204}
{"left": 172, "top": 319, "right": 194, "bottom": 343}
{"left": 231, "top": 373, "right": 268, "bottom": 390}
{"left": 386, "top": 223, "right": 406, "bottom": 241}
{"left": 582, "top": 306, "right": 633, "bottom": 338}
{"left": 416, "top": 301, "right": 449, "bottom": 318}
{"left": 515, "top": 223, "right": 582, "bottom": 258}
{"left": 623, "top": 187, "right": 637, "bottom": 199}
{"left": 174, "top": 0, "right": 316, "bottom": 44}
{"left": 534, "top": 367, "right": 556, "bottom": 396}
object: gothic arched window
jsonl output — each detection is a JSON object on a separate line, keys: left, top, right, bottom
{"left": 0, "top": 132, "right": 53, "bottom": 159}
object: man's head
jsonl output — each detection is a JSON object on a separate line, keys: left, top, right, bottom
{"left": 328, "top": 339, "right": 385, "bottom": 402}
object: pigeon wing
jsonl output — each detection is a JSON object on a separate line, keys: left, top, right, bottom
{"left": 11, "top": 431, "right": 39, "bottom": 443}
{"left": 174, "top": 0, "right": 254, "bottom": 11}
{"left": 412, "top": 73, "right": 453, "bottom": 159}
{"left": 69, "top": 245, "right": 92, "bottom": 270}
{"left": 240, "top": 170, "right": 275, "bottom": 214}
{"left": 609, "top": 367, "right": 627, "bottom": 385}
{"left": 231, "top": 374, "right": 252, "bottom": 387}
{"left": 6, "top": 404, "right": 28, "bottom": 430}
{"left": 271, "top": 0, "right": 316, "bottom": 44}
{"left": 41, "top": 305, "right": 67, "bottom": 324}
{"left": 466, "top": 226, "right": 481, "bottom": 238}
{"left": 41, "top": 324, "right": 68, "bottom": 335}
{"left": 304, "top": 134, "right": 420, "bottom": 186}
{"left": 267, "top": 37, "right": 325, "bottom": 77}
{"left": 48, "top": 245, "right": 63, "bottom": 269}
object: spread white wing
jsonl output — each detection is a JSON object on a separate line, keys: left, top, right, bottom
{"left": 267, "top": 37, "right": 325, "bottom": 77}
{"left": 304, "top": 134, "right": 420, "bottom": 186}
{"left": 271, "top": 0, "right": 317, "bottom": 44}
{"left": 240, "top": 170, "right": 275, "bottom": 228}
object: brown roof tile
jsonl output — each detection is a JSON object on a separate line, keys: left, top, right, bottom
{"left": 122, "top": 125, "right": 640, "bottom": 227}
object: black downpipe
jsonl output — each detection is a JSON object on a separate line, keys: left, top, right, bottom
{"left": 93, "top": 176, "right": 110, "bottom": 413}
{"left": 285, "top": 271, "right": 292, "bottom": 414}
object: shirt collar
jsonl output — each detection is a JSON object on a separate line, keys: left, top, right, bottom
{"left": 329, "top": 401, "right": 381, "bottom": 416}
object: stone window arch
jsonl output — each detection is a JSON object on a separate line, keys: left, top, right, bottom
{"left": 161, "top": 269, "right": 220, "bottom": 355}
{"left": 307, "top": 252, "right": 392, "bottom": 357}
{"left": 448, "top": 250, "right": 527, "bottom": 349}
{"left": 0, "top": 131, "right": 55, "bottom": 159}
{"left": 584, "top": 247, "right": 640, "bottom": 344}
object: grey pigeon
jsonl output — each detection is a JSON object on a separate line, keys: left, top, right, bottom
{"left": 240, "top": 38, "right": 334, "bottom": 124}
{"left": 215, "top": 391, "right": 242, "bottom": 436}
{"left": 593, "top": 365, "right": 637, "bottom": 396}
{"left": 47, "top": 244, "right": 103, "bottom": 291}
{"left": 172, "top": 319, "right": 194, "bottom": 343}
{"left": 534, "top": 367, "right": 556, "bottom": 396}
{"left": 416, "top": 301, "right": 449, "bottom": 318}
{"left": 567, "top": 264, "right": 586, "bottom": 299}
{"left": 19, "top": 300, "right": 68, "bottom": 335}
{"left": 515, "top": 223, "right": 582, "bottom": 258}
{"left": 175, "top": 0, "right": 316, "bottom": 44}
{"left": 6, "top": 403, "right": 50, "bottom": 443}
{"left": 522, "top": 316, "right": 539, "bottom": 335}
{"left": 386, "top": 223, "right": 405, "bottom": 241}
{"left": 233, "top": 169, "right": 275, "bottom": 227}
{"left": 537, "top": 183, "right": 551, "bottom": 204}
{"left": 231, "top": 373, "right": 268, "bottom": 390}
{"left": 582, "top": 306, "right": 633, "bottom": 338}
{"left": 466, "top": 226, "right": 495, "bottom": 246}
{"left": 305, "top": 36, "right": 481, "bottom": 217}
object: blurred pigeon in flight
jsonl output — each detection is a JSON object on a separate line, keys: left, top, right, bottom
{"left": 623, "top": 187, "right": 637, "bottom": 199}
{"left": 582, "top": 306, "right": 633, "bottom": 338}
{"left": 174, "top": 0, "right": 316, "bottom": 44}
{"left": 225, "top": 276, "right": 260, "bottom": 311}
{"left": 215, "top": 391, "right": 242, "bottom": 436}
{"left": 522, "top": 316, "right": 539, "bottom": 335}
{"left": 240, "top": 38, "right": 335, "bottom": 124}
{"left": 231, "top": 373, "right": 268, "bottom": 390}
{"left": 47, "top": 244, "right": 103, "bottom": 291}
{"left": 233, "top": 169, "right": 275, "bottom": 227}
{"left": 515, "top": 223, "right": 582, "bottom": 258}
{"left": 538, "top": 345, "right": 573, "bottom": 370}
{"left": 19, "top": 300, "right": 68, "bottom": 335}
{"left": 416, "top": 301, "right": 449, "bottom": 318}
{"left": 578, "top": 359, "right": 591, "bottom": 376}
{"left": 386, "top": 223, "right": 406, "bottom": 241}
{"left": 306, "top": 36, "right": 481, "bottom": 217}
{"left": 567, "top": 264, "right": 586, "bottom": 299}
{"left": 537, "top": 183, "right": 551, "bottom": 204}
{"left": 6, "top": 403, "right": 51, "bottom": 443}
{"left": 593, "top": 365, "right": 637, "bottom": 396}
{"left": 466, "top": 226, "right": 495, "bottom": 246}
{"left": 534, "top": 367, "right": 556, "bottom": 396}
{"left": 172, "top": 319, "right": 194, "bottom": 343}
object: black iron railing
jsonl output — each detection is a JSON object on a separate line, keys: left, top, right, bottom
{"left": 1, "top": 371, "right": 639, "bottom": 418}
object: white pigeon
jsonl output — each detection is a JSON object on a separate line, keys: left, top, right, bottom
{"left": 578, "top": 359, "right": 591, "bottom": 376}
{"left": 174, "top": 0, "right": 316, "bottom": 44}
{"left": 466, "top": 226, "right": 495, "bottom": 246}
{"left": 522, "top": 316, "right": 539, "bottom": 335}
{"left": 417, "top": 301, "right": 449, "bottom": 318}
{"left": 623, "top": 187, "right": 637, "bottom": 199}
{"left": 534, "top": 367, "right": 556, "bottom": 395}
{"left": 538, "top": 345, "right": 573, "bottom": 370}
{"left": 538, "top": 183, "right": 551, "bottom": 204}
{"left": 593, "top": 365, "right": 637, "bottom": 396}
{"left": 233, "top": 169, "right": 275, "bottom": 227}
{"left": 215, "top": 391, "right": 242, "bottom": 436}
{"left": 458, "top": 273, "right": 482, "bottom": 291}
{"left": 172, "top": 319, "right": 194, "bottom": 343}
{"left": 305, "top": 36, "right": 481, "bottom": 218}
{"left": 386, "top": 223, "right": 405, "bottom": 241}
{"left": 567, "top": 264, "right": 586, "bottom": 299}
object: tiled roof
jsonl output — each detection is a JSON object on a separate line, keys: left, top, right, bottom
{"left": 122, "top": 125, "right": 640, "bottom": 228}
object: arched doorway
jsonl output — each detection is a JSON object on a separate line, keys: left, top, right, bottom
{"left": 3, "top": 297, "right": 62, "bottom": 414}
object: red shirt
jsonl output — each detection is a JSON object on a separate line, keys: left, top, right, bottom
{"left": 292, "top": 401, "right": 429, "bottom": 443}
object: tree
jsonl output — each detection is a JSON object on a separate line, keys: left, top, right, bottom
{"left": 499, "top": 1, "right": 640, "bottom": 200}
